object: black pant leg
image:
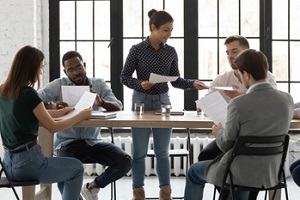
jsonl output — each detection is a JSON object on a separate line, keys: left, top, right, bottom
{"left": 198, "top": 139, "right": 223, "bottom": 161}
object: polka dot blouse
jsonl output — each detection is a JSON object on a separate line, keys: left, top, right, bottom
{"left": 120, "top": 37, "right": 195, "bottom": 95}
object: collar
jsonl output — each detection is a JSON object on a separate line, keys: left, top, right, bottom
{"left": 246, "top": 81, "right": 269, "bottom": 94}
{"left": 144, "top": 37, "right": 166, "bottom": 49}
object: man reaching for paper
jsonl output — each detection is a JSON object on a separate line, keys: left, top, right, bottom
{"left": 203, "top": 35, "right": 277, "bottom": 102}
{"left": 38, "top": 51, "right": 132, "bottom": 200}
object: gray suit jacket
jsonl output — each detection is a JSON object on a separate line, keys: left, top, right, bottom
{"left": 205, "top": 83, "right": 294, "bottom": 188}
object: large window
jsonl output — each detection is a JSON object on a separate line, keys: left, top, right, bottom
{"left": 49, "top": 0, "right": 300, "bottom": 111}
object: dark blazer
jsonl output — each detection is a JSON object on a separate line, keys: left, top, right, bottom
{"left": 205, "top": 83, "right": 294, "bottom": 188}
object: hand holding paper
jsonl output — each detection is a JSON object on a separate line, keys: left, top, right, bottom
{"left": 55, "top": 91, "right": 96, "bottom": 120}
{"left": 195, "top": 91, "right": 228, "bottom": 126}
{"left": 149, "top": 73, "right": 178, "bottom": 83}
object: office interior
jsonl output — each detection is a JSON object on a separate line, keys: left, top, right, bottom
{"left": 0, "top": 0, "right": 300, "bottom": 199}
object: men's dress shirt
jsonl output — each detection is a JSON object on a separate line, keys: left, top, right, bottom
{"left": 38, "top": 77, "right": 123, "bottom": 154}
{"left": 207, "top": 70, "right": 277, "bottom": 102}
{"left": 120, "top": 37, "right": 195, "bottom": 95}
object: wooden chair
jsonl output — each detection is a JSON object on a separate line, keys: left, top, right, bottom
{"left": 214, "top": 134, "right": 289, "bottom": 200}
{"left": 0, "top": 156, "right": 40, "bottom": 200}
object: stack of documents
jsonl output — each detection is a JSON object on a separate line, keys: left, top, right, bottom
{"left": 91, "top": 111, "right": 117, "bottom": 119}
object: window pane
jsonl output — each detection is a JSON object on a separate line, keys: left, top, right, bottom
{"left": 77, "top": 42, "right": 94, "bottom": 78}
{"left": 95, "top": 42, "right": 110, "bottom": 81}
{"left": 241, "top": 0, "right": 259, "bottom": 37}
{"left": 290, "top": 0, "right": 300, "bottom": 39}
{"left": 77, "top": 1, "right": 93, "bottom": 40}
{"left": 198, "top": 39, "right": 218, "bottom": 79}
{"left": 165, "top": 0, "right": 184, "bottom": 37}
{"left": 198, "top": 0, "right": 217, "bottom": 37}
{"left": 273, "top": 0, "right": 288, "bottom": 39}
{"left": 143, "top": 0, "right": 163, "bottom": 36}
{"left": 272, "top": 41, "right": 288, "bottom": 81}
{"left": 60, "top": 1, "right": 75, "bottom": 40}
{"left": 123, "top": 0, "right": 142, "bottom": 37}
{"left": 219, "top": 0, "right": 239, "bottom": 37}
{"left": 290, "top": 42, "right": 300, "bottom": 81}
{"left": 95, "top": 1, "right": 110, "bottom": 40}
{"left": 60, "top": 42, "right": 76, "bottom": 77}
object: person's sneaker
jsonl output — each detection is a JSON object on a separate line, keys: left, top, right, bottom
{"left": 81, "top": 183, "right": 100, "bottom": 200}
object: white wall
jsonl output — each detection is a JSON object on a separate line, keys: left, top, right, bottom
{"left": 0, "top": 0, "right": 49, "bottom": 85}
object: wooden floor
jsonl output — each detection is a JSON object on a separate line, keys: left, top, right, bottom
{"left": 1, "top": 175, "right": 299, "bottom": 200}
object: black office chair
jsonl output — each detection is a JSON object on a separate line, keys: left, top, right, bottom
{"left": 146, "top": 128, "right": 192, "bottom": 200}
{"left": 0, "top": 156, "right": 40, "bottom": 200}
{"left": 83, "top": 127, "right": 116, "bottom": 200}
{"left": 214, "top": 134, "right": 289, "bottom": 200}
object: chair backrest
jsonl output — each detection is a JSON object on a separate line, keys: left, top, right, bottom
{"left": 225, "top": 134, "right": 289, "bottom": 184}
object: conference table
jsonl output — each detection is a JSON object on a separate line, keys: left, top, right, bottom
{"left": 23, "top": 111, "right": 300, "bottom": 200}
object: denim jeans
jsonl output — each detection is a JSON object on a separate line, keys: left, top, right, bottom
{"left": 131, "top": 91, "right": 172, "bottom": 188}
{"left": 56, "top": 140, "right": 132, "bottom": 188}
{"left": 290, "top": 159, "right": 300, "bottom": 187}
{"left": 184, "top": 161, "right": 249, "bottom": 200}
{"left": 3, "top": 144, "right": 84, "bottom": 200}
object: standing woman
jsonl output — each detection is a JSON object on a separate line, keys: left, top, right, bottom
{"left": 0, "top": 45, "right": 92, "bottom": 200}
{"left": 120, "top": 9, "right": 206, "bottom": 200}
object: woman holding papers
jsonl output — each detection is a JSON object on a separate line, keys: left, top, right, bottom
{"left": 0, "top": 46, "right": 92, "bottom": 200}
{"left": 120, "top": 9, "right": 206, "bottom": 200}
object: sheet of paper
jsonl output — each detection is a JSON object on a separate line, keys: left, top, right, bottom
{"left": 213, "top": 86, "right": 234, "bottom": 91}
{"left": 62, "top": 85, "right": 89, "bottom": 107}
{"left": 55, "top": 91, "right": 96, "bottom": 120}
{"left": 195, "top": 91, "right": 228, "bottom": 126}
{"left": 149, "top": 73, "right": 178, "bottom": 83}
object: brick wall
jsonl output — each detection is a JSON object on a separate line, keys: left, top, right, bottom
{"left": 0, "top": 0, "right": 49, "bottom": 85}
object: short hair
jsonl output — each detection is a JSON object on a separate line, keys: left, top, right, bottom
{"left": 234, "top": 49, "right": 268, "bottom": 80}
{"left": 62, "top": 51, "right": 83, "bottom": 67}
{"left": 224, "top": 35, "right": 250, "bottom": 49}
{"left": 148, "top": 9, "right": 173, "bottom": 32}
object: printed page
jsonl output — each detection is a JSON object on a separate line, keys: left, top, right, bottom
{"left": 195, "top": 91, "right": 228, "bottom": 126}
{"left": 149, "top": 73, "right": 178, "bottom": 83}
{"left": 62, "top": 85, "right": 89, "bottom": 107}
{"left": 55, "top": 91, "right": 96, "bottom": 120}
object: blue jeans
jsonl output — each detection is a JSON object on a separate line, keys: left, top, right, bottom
{"left": 290, "top": 159, "right": 300, "bottom": 187}
{"left": 131, "top": 91, "right": 172, "bottom": 188}
{"left": 3, "top": 144, "right": 84, "bottom": 200}
{"left": 56, "top": 140, "right": 132, "bottom": 188}
{"left": 184, "top": 161, "right": 249, "bottom": 200}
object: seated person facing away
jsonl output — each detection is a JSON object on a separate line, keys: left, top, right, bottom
{"left": 184, "top": 49, "right": 294, "bottom": 200}
{"left": 38, "top": 51, "right": 132, "bottom": 200}
{"left": 0, "top": 46, "right": 92, "bottom": 200}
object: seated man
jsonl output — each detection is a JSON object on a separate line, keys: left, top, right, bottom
{"left": 184, "top": 49, "right": 294, "bottom": 200}
{"left": 38, "top": 51, "right": 132, "bottom": 200}
{"left": 198, "top": 35, "right": 278, "bottom": 162}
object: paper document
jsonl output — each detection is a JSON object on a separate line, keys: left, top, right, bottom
{"left": 195, "top": 91, "right": 228, "bottom": 126}
{"left": 149, "top": 73, "right": 178, "bottom": 83}
{"left": 213, "top": 86, "right": 234, "bottom": 91}
{"left": 62, "top": 85, "right": 89, "bottom": 107}
{"left": 55, "top": 91, "right": 96, "bottom": 120}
